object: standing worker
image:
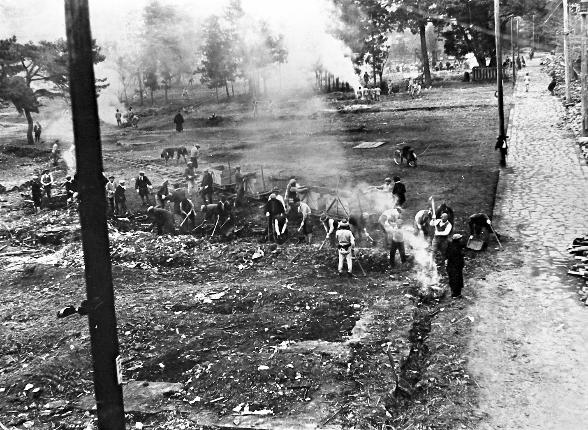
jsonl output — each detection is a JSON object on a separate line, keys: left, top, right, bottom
{"left": 385, "top": 221, "right": 407, "bottom": 267}
{"left": 114, "top": 180, "right": 128, "bottom": 216}
{"left": 134, "top": 171, "right": 152, "bottom": 205}
{"left": 50, "top": 141, "right": 60, "bottom": 166}
{"left": 446, "top": 234, "right": 465, "bottom": 298}
{"left": 285, "top": 177, "right": 299, "bottom": 212}
{"left": 31, "top": 175, "right": 42, "bottom": 213}
{"left": 184, "top": 162, "right": 197, "bottom": 203}
{"left": 265, "top": 193, "right": 286, "bottom": 241}
{"left": 374, "top": 177, "right": 393, "bottom": 193}
{"left": 190, "top": 143, "right": 200, "bottom": 168}
{"left": 296, "top": 201, "right": 313, "bottom": 244}
{"left": 335, "top": 220, "right": 355, "bottom": 277}
{"left": 234, "top": 166, "right": 245, "bottom": 206}
{"left": 430, "top": 212, "right": 452, "bottom": 264}
{"left": 173, "top": 109, "right": 184, "bottom": 132}
{"left": 40, "top": 169, "right": 54, "bottom": 199}
{"left": 392, "top": 176, "right": 406, "bottom": 207}
{"left": 34, "top": 122, "right": 42, "bottom": 143}
{"left": 105, "top": 175, "right": 116, "bottom": 217}
{"left": 200, "top": 168, "right": 214, "bottom": 204}
{"left": 115, "top": 109, "right": 122, "bottom": 126}
{"left": 178, "top": 195, "right": 195, "bottom": 234}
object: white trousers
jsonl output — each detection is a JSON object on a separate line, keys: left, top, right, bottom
{"left": 338, "top": 250, "right": 352, "bottom": 273}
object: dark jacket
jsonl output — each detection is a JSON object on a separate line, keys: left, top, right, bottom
{"left": 201, "top": 171, "right": 213, "bottom": 188}
{"left": 446, "top": 240, "right": 464, "bottom": 269}
{"left": 135, "top": 175, "right": 152, "bottom": 191}
{"left": 392, "top": 182, "right": 406, "bottom": 197}
{"left": 149, "top": 208, "right": 175, "bottom": 235}
{"left": 265, "top": 198, "right": 285, "bottom": 217}
{"left": 114, "top": 185, "right": 126, "bottom": 202}
{"left": 31, "top": 181, "right": 42, "bottom": 199}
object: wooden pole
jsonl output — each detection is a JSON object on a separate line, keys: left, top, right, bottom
{"left": 564, "top": 0, "right": 571, "bottom": 102}
{"left": 64, "top": 1, "right": 125, "bottom": 429}
{"left": 511, "top": 19, "right": 516, "bottom": 85}
{"left": 495, "top": 0, "right": 506, "bottom": 139}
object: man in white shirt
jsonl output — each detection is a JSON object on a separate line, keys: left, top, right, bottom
{"left": 297, "top": 201, "right": 313, "bottom": 244}
{"left": 335, "top": 220, "right": 355, "bottom": 277}
{"left": 384, "top": 221, "right": 406, "bottom": 267}
{"left": 430, "top": 212, "right": 452, "bottom": 263}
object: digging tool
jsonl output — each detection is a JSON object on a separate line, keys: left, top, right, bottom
{"left": 318, "top": 236, "right": 329, "bottom": 251}
{"left": 353, "top": 251, "right": 367, "bottom": 277}
{"left": 210, "top": 215, "right": 220, "bottom": 238}
{"left": 179, "top": 209, "right": 194, "bottom": 227}
{"left": 489, "top": 224, "right": 503, "bottom": 250}
{"left": 429, "top": 196, "right": 436, "bottom": 218}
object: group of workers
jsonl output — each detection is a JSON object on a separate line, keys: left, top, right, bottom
{"left": 356, "top": 87, "right": 381, "bottom": 101}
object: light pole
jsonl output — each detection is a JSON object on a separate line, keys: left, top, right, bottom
{"left": 581, "top": 0, "right": 588, "bottom": 135}
{"left": 563, "top": 0, "right": 571, "bottom": 102}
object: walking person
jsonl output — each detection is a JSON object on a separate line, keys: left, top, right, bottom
{"left": 40, "top": 169, "right": 54, "bottom": 199}
{"left": 114, "top": 180, "right": 128, "bottom": 216}
{"left": 524, "top": 72, "right": 530, "bottom": 92}
{"left": 115, "top": 109, "right": 122, "bottom": 126}
{"left": 173, "top": 110, "right": 184, "bottom": 132}
{"left": 336, "top": 220, "right": 355, "bottom": 277}
{"left": 134, "top": 171, "right": 152, "bottom": 205}
{"left": 446, "top": 234, "right": 465, "bottom": 298}
{"left": 105, "top": 175, "right": 116, "bottom": 217}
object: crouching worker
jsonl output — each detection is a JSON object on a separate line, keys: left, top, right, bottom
{"left": 336, "top": 220, "right": 355, "bottom": 277}
{"left": 468, "top": 213, "right": 492, "bottom": 240}
{"left": 147, "top": 206, "right": 176, "bottom": 235}
{"left": 320, "top": 213, "right": 339, "bottom": 248}
{"left": 178, "top": 196, "right": 195, "bottom": 234}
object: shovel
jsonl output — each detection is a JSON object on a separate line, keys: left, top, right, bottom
{"left": 210, "top": 215, "right": 220, "bottom": 238}
{"left": 489, "top": 224, "right": 503, "bottom": 250}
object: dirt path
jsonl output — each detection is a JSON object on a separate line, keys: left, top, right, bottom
{"left": 469, "top": 58, "right": 588, "bottom": 429}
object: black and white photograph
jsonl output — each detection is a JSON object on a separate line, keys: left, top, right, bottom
{"left": 0, "top": 0, "right": 587, "bottom": 429}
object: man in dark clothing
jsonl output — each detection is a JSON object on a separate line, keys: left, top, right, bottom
{"left": 31, "top": 175, "right": 42, "bottom": 213}
{"left": 173, "top": 110, "right": 184, "bottom": 132}
{"left": 446, "top": 234, "right": 465, "bottom": 298}
{"left": 217, "top": 195, "right": 232, "bottom": 223}
{"left": 114, "top": 180, "right": 128, "bottom": 216}
{"left": 392, "top": 176, "right": 406, "bottom": 207}
{"left": 147, "top": 206, "right": 176, "bottom": 235}
{"left": 178, "top": 196, "right": 195, "bottom": 234}
{"left": 468, "top": 213, "right": 492, "bottom": 238}
{"left": 495, "top": 134, "right": 508, "bottom": 167}
{"left": 200, "top": 169, "right": 214, "bottom": 204}
{"left": 265, "top": 193, "right": 286, "bottom": 239}
{"left": 34, "top": 122, "right": 42, "bottom": 143}
{"left": 169, "top": 188, "right": 187, "bottom": 219}
{"left": 548, "top": 76, "right": 557, "bottom": 95}
{"left": 63, "top": 175, "right": 77, "bottom": 204}
{"left": 156, "top": 179, "right": 171, "bottom": 209}
{"left": 135, "top": 171, "right": 152, "bottom": 205}
{"left": 40, "top": 170, "right": 54, "bottom": 199}
{"left": 161, "top": 148, "right": 175, "bottom": 166}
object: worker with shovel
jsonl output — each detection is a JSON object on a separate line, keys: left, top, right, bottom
{"left": 147, "top": 206, "right": 176, "bottom": 235}
{"left": 178, "top": 196, "right": 195, "bottom": 234}
{"left": 430, "top": 212, "right": 452, "bottom": 265}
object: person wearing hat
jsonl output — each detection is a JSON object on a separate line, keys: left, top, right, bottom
{"left": 31, "top": 175, "right": 42, "bottom": 213}
{"left": 446, "top": 234, "right": 465, "bottom": 298}
{"left": 147, "top": 206, "right": 176, "bottom": 235}
{"left": 200, "top": 168, "right": 214, "bottom": 204}
{"left": 335, "top": 219, "right": 355, "bottom": 277}
{"left": 156, "top": 179, "right": 172, "bottom": 209}
{"left": 105, "top": 175, "right": 116, "bottom": 216}
{"left": 190, "top": 143, "right": 200, "bottom": 167}
{"left": 375, "top": 177, "right": 393, "bottom": 193}
{"left": 392, "top": 176, "right": 406, "bottom": 207}
{"left": 114, "top": 179, "right": 128, "bottom": 216}
{"left": 264, "top": 193, "right": 286, "bottom": 241}
{"left": 134, "top": 171, "right": 152, "bottom": 205}
{"left": 234, "top": 166, "right": 245, "bottom": 206}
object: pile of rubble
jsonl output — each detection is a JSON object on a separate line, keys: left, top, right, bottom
{"left": 567, "top": 235, "right": 588, "bottom": 305}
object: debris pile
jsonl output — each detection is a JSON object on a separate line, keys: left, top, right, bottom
{"left": 567, "top": 235, "right": 588, "bottom": 305}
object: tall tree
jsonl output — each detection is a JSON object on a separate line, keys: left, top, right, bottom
{"left": 200, "top": 15, "right": 234, "bottom": 101}
{"left": 143, "top": 68, "right": 159, "bottom": 106}
{"left": 0, "top": 36, "right": 106, "bottom": 144}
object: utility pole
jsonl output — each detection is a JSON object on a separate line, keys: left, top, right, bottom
{"left": 564, "top": 0, "right": 571, "bottom": 101}
{"left": 532, "top": 14, "right": 535, "bottom": 50}
{"left": 495, "top": 0, "right": 505, "bottom": 138}
{"left": 581, "top": 0, "right": 588, "bottom": 135}
{"left": 63, "top": 1, "right": 125, "bottom": 429}
{"left": 516, "top": 18, "right": 520, "bottom": 59}
{"left": 511, "top": 18, "right": 516, "bottom": 85}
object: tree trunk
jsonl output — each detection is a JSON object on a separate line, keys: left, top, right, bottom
{"left": 24, "top": 108, "right": 34, "bottom": 145}
{"left": 225, "top": 80, "right": 230, "bottom": 99}
{"left": 150, "top": 88, "right": 154, "bottom": 106}
{"left": 419, "top": 23, "right": 432, "bottom": 87}
{"left": 137, "top": 71, "right": 144, "bottom": 106}
{"left": 231, "top": 82, "right": 234, "bottom": 97}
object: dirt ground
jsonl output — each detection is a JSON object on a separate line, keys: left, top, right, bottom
{"left": 0, "top": 82, "right": 509, "bottom": 429}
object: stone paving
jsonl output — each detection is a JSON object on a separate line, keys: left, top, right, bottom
{"left": 469, "top": 58, "right": 588, "bottom": 429}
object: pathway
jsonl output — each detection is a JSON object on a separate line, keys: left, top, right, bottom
{"left": 469, "top": 57, "right": 588, "bottom": 429}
